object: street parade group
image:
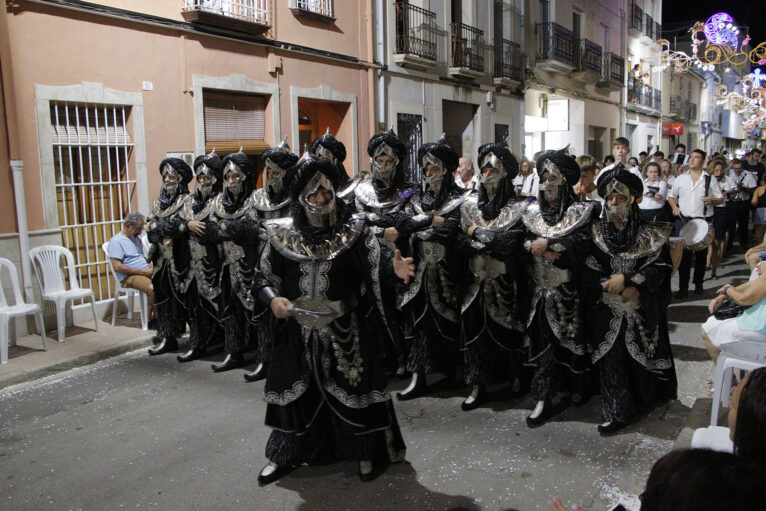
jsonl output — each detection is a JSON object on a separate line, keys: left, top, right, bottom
{"left": 143, "top": 128, "right": 677, "bottom": 484}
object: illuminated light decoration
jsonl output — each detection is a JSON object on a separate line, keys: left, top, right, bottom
{"left": 704, "top": 13, "right": 738, "bottom": 48}
{"left": 750, "top": 69, "right": 765, "bottom": 88}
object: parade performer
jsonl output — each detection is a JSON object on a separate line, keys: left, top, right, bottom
{"left": 584, "top": 164, "right": 677, "bottom": 433}
{"left": 397, "top": 136, "right": 471, "bottom": 400}
{"left": 522, "top": 148, "right": 599, "bottom": 426}
{"left": 207, "top": 153, "right": 264, "bottom": 372}
{"left": 354, "top": 129, "right": 416, "bottom": 375}
{"left": 310, "top": 128, "right": 360, "bottom": 205}
{"left": 253, "top": 154, "right": 413, "bottom": 484}
{"left": 146, "top": 158, "right": 192, "bottom": 355}
{"left": 455, "top": 142, "right": 528, "bottom": 410}
{"left": 176, "top": 152, "right": 225, "bottom": 362}
{"left": 242, "top": 139, "right": 299, "bottom": 382}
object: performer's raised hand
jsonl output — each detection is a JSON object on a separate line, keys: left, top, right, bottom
{"left": 384, "top": 227, "right": 399, "bottom": 243}
{"left": 529, "top": 238, "right": 548, "bottom": 256}
{"left": 270, "top": 297, "right": 293, "bottom": 319}
{"left": 393, "top": 249, "right": 415, "bottom": 284}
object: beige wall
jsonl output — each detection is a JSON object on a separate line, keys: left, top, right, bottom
{"left": 0, "top": 1, "right": 372, "bottom": 234}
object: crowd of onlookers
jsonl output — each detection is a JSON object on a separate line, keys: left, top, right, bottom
{"left": 452, "top": 143, "right": 766, "bottom": 510}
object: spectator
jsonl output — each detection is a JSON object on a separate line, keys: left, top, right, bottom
{"left": 519, "top": 159, "right": 540, "bottom": 198}
{"left": 726, "top": 158, "right": 757, "bottom": 250}
{"left": 108, "top": 212, "right": 154, "bottom": 320}
{"left": 731, "top": 367, "right": 766, "bottom": 468}
{"left": 455, "top": 157, "right": 478, "bottom": 190}
{"left": 604, "top": 154, "right": 616, "bottom": 167}
{"left": 744, "top": 150, "right": 765, "bottom": 184}
{"left": 708, "top": 158, "right": 729, "bottom": 278}
{"left": 660, "top": 159, "right": 677, "bottom": 191}
{"left": 639, "top": 162, "right": 668, "bottom": 222}
{"left": 752, "top": 175, "right": 766, "bottom": 245}
{"left": 652, "top": 150, "right": 664, "bottom": 164}
{"left": 513, "top": 158, "right": 533, "bottom": 195}
{"left": 575, "top": 154, "right": 596, "bottom": 169}
{"left": 638, "top": 151, "right": 648, "bottom": 164}
{"left": 701, "top": 263, "right": 766, "bottom": 362}
{"left": 573, "top": 164, "right": 599, "bottom": 202}
{"left": 745, "top": 242, "right": 766, "bottom": 270}
{"left": 628, "top": 156, "right": 640, "bottom": 168}
{"left": 675, "top": 143, "right": 687, "bottom": 154}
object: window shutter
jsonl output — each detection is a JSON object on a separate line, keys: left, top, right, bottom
{"left": 204, "top": 93, "right": 266, "bottom": 142}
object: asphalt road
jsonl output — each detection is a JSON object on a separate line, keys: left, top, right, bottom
{"left": 1, "top": 252, "right": 745, "bottom": 511}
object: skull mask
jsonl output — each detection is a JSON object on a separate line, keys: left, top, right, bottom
{"left": 298, "top": 172, "right": 337, "bottom": 227}
{"left": 370, "top": 142, "right": 399, "bottom": 183}
{"left": 421, "top": 152, "right": 446, "bottom": 194}
{"left": 161, "top": 164, "right": 180, "bottom": 194}
{"left": 223, "top": 160, "right": 245, "bottom": 199}
{"left": 479, "top": 152, "right": 507, "bottom": 197}
{"left": 604, "top": 179, "right": 634, "bottom": 224}
{"left": 538, "top": 159, "right": 567, "bottom": 205}
{"left": 194, "top": 163, "right": 217, "bottom": 201}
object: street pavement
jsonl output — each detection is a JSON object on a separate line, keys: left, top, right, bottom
{"left": 0, "top": 250, "right": 751, "bottom": 511}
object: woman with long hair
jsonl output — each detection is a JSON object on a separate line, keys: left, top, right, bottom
{"left": 708, "top": 158, "right": 729, "bottom": 279}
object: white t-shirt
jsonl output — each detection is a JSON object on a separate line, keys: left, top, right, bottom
{"left": 725, "top": 170, "right": 758, "bottom": 201}
{"left": 669, "top": 171, "right": 724, "bottom": 218}
{"left": 639, "top": 178, "right": 668, "bottom": 210}
{"left": 512, "top": 174, "right": 524, "bottom": 195}
{"left": 455, "top": 175, "right": 479, "bottom": 190}
{"left": 520, "top": 172, "right": 539, "bottom": 197}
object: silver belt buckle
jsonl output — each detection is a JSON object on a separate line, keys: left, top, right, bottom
{"left": 289, "top": 296, "right": 344, "bottom": 329}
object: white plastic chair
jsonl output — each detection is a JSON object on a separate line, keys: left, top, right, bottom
{"left": 0, "top": 257, "right": 47, "bottom": 364}
{"left": 103, "top": 242, "right": 148, "bottom": 330}
{"left": 710, "top": 341, "right": 766, "bottom": 426}
{"left": 29, "top": 245, "right": 99, "bottom": 342}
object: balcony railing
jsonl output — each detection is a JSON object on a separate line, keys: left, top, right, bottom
{"left": 536, "top": 22, "right": 576, "bottom": 67}
{"left": 451, "top": 22, "right": 485, "bottom": 72}
{"left": 290, "top": 0, "right": 334, "bottom": 20}
{"left": 182, "top": 0, "right": 270, "bottom": 27}
{"left": 604, "top": 52, "right": 624, "bottom": 85}
{"left": 394, "top": 2, "right": 437, "bottom": 62}
{"left": 577, "top": 39, "right": 602, "bottom": 75}
{"left": 629, "top": 3, "right": 643, "bottom": 32}
{"left": 494, "top": 39, "right": 524, "bottom": 82}
{"left": 628, "top": 76, "right": 660, "bottom": 110}
{"left": 670, "top": 94, "right": 681, "bottom": 115}
{"left": 644, "top": 14, "right": 654, "bottom": 38}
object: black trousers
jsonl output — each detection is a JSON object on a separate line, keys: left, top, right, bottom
{"left": 728, "top": 200, "right": 750, "bottom": 247}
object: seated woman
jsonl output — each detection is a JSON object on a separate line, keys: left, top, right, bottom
{"left": 701, "top": 263, "right": 766, "bottom": 362}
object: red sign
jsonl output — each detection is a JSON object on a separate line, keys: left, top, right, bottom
{"left": 662, "top": 122, "right": 684, "bottom": 135}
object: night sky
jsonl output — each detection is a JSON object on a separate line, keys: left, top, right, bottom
{"left": 662, "top": 2, "right": 766, "bottom": 57}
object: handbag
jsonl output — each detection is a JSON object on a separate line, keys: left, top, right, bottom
{"left": 714, "top": 297, "right": 749, "bottom": 320}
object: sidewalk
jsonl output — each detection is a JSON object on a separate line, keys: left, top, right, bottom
{"left": 0, "top": 316, "right": 156, "bottom": 391}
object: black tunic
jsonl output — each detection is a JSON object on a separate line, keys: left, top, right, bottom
{"left": 254, "top": 214, "right": 406, "bottom": 466}
{"left": 147, "top": 194, "right": 190, "bottom": 339}
{"left": 583, "top": 221, "right": 678, "bottom": 422}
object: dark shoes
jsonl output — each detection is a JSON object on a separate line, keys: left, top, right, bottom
{"left": 148, "top": 337, "right": 178, "bottom": 356}
{"left": 675, "top": 289, "right": 688, "bottom": 299}
{"left": 461, "top": 385, "right": 486, "bottom": 411}
{"left": 358, "top": 461, "right": 376, "bottom": 482}
{"left": 243, "top": 362, "right": 268, "bottom": 382}
{"left": 257, "top": 463, "right": 293, "bottom": 486}
{"left": 177, "top": 347, "right": 206, "bottom": 363}
{"left": 396, "top": 373, "right": 427, "bottom": 401}
{"left": 597, "top": 419, "right": 628, "bottom": 435}
{"left": 526, "top": 399, "right": 554, "bottom": 427}
{"left": 211, "top": 353, "right": 245, "bottom": 372}
{"left": 694, "top": 284, "right": 704, "bottom": 295}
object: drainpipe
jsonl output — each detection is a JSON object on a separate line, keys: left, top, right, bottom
{"left": 374, "top": 0, "right": 386, "bottom": 128}
{"left": 10, "top": 160, "right": 33, "bottom": 303}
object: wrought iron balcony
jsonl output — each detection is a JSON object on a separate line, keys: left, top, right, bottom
{"left": 450, "top": 22, "right": 485, "bottom": 77}
{"left": 644, "top": 14, "right": 654, "bottom": 38}
{"left": 289, "top": 0, "right": 334, "bottom": 21}
{"left": 182, "top": 0, "right": 270, "bottom": 34}
{"left": 653, "top": 88, "right": 662, "bottom": 110}
{"left": 494, "top": 39, "right": 524, "bottom": 84}
{"left": 605, "top": 52, "right": 624, "bottom": 86}
{"left": 628, "top": 76, "right": 660, "bottom": 111}
{"left": 629, "top": 3, "right": 643, "bottom": 33}
{"left": 575, "top": 39, "right": 602, "bottom": 76}
{"left": 393, "top": 2, "right": 438, "bottom": 69}
{"left": 536, "top": 22, "right": 576, "bottom": 72}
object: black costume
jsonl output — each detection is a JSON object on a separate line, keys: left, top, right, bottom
{"left": 207, "top": 153, "right": 265, "bottom": 372}
{"left": 242, "top": 140, "right": 299, "bottom": 382}
{"left": 521, "top": 149, "right": 599, "bottom": 426}
{"left": 146, "top": 158, "right": 192, "bottom": 355}
{"left": 397, "top": 137, "right": 471, "bottom": 400}
{"left": 355, "top": 130, "right": 416, "bottom": 374}
{"left": 176, "top": 153, "right": 225, "bottom": 362}
{"left": 253, "top": 156, "right": 406, "bottom": 483}
{"left": 454, "top": 143, "right": 528, "bottom": 410}
{"left": 583, "top": 165, "right": 677, "bottom": 433}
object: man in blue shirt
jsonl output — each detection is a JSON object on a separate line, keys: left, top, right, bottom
{"left": 108, "top": 212, "right": 154, "bottom": 321}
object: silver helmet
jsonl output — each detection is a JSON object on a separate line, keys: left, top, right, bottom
{"left": 223, "top": 159, "right": 245, "bottom": 199}
{"left": 298, "top": 171, "right": 337, "bottom": 227}
{"left": 370, "top": 142, "right": 399, "bottom": 182}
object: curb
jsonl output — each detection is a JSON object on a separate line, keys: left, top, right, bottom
{"left": 0, "top": 335, "right": 156, "bottom": 391}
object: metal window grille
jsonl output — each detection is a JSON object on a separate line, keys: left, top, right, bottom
{"left": 295, "top": 0, "right": 333, "bottom": 18}
{"left": 397, "top": 113, "right": 423, "bottom": 183}
{"left": 183, "top": 0, "right": 270, "bottom": 25}
{"left": 50, "top": 102, "right": 135, "bottom": 303}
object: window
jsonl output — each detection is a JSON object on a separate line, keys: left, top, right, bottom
{"left": 289, "top": 0, "right": 334, "bottom": 20}
{"left": 50, "top": 102, "right": 136, "bottom": 302}
{"left": 203, "top": 91, "right": 268, "bottom": 154}
{"left": 495, "top": 123, "right": 510, "bottom": 143}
